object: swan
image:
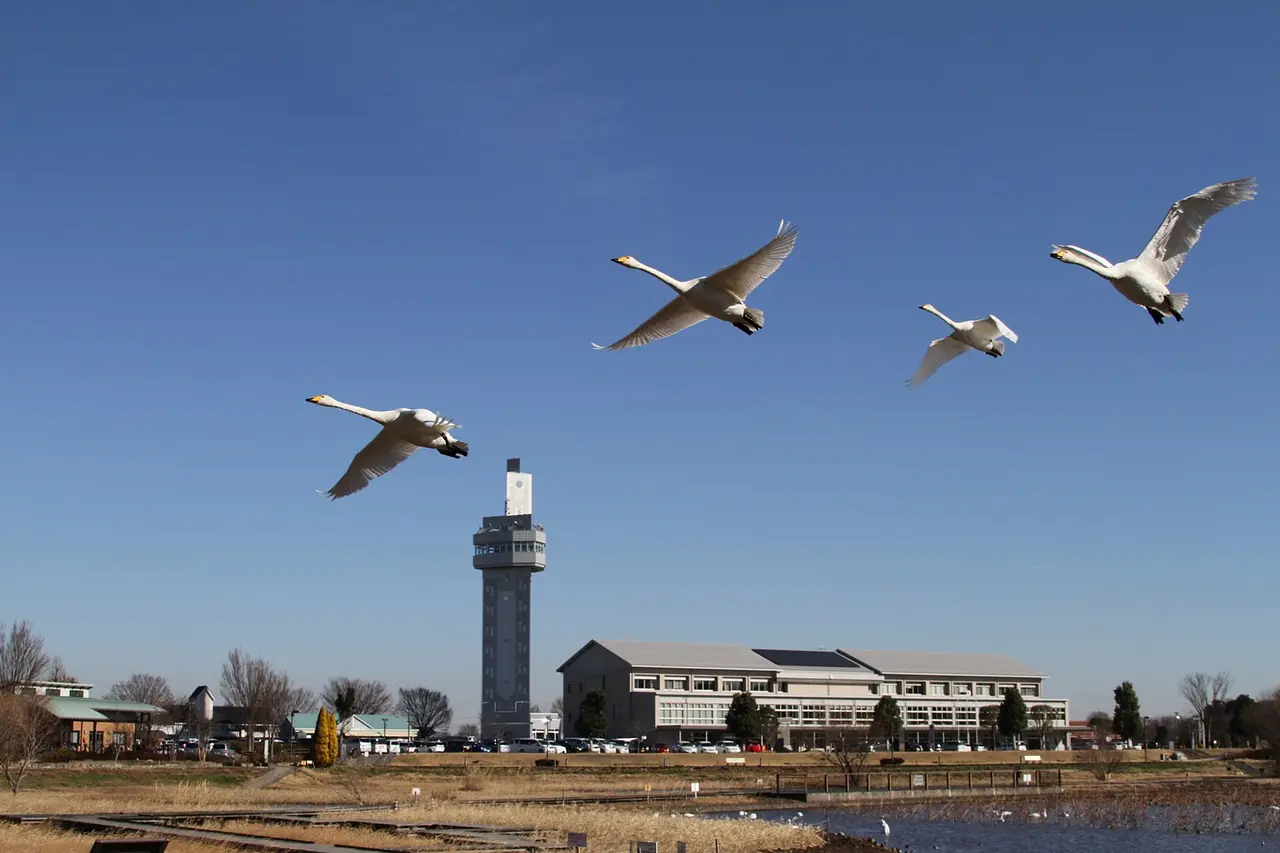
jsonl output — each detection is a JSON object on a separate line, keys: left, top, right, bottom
{"left": 908, "top": 304, "right": 1018, "bottom": 387}
{"left": 592, "top": 220, "right": 797, "bottom": 350}
{"left": 306, "top": 394, "right": 467, "bottom": 499}
{"left": 1050, "top": 177, "right": 1256, "bottom": 325}
{"left": 880, "top": 818, "right": 890, "bottom": 836}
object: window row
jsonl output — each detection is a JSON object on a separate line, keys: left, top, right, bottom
{"left": 475, "top": 541, "right": 546, "bottom": 555}
{"left": 882, "top": 681, "right": 1041, "bottom": 698}
{"left": 636, "top": 674, "right": 774, "bottom": 693}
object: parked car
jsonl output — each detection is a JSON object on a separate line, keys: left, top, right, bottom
{"left": 510, "top": 738, "right": 554, "bottom": 754}
{"left": 562, "top": 738, "right": 592, "bottom": 753}
{"left": 716, "top": 741, "right": 742, "bottom": 753}
{"left": 207, "top": 743, "right": 238, "bottom": 760}
{"left": 697, "top": 741, "right": 719, "bottom": 754}
{"left": 745, "top": 742, "right": 767, "bottom": 753}
{"left": 940, "top": 741, "right": 972, "bottom": 751}
{"left": 653, "top": 743, "right": 671, "bottom": 753}
{"left": 675, "top": 741, "right": 698, "bottom": 754}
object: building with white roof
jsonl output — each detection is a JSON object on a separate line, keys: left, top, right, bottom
{"left": 557, "top": 640, "right": 1068, "bottom": 749}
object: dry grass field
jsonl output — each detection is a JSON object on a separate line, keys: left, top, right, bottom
{"left": 0, "top": 753, "right": 1265, "bottom": 853}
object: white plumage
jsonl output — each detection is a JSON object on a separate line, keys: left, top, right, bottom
{"left": 1050, "top": 177, "right": 1256, "bottom": 324}
{"left": 306, "top": 394, "right": 468, "bottom": 499}
{"left": 908, "top": 304, "right": 1018, "bottom": 387}
{"left": 592, "top": 220, "right": 797, "bottom": 350}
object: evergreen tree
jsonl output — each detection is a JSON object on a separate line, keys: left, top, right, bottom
{"left": 869, "top": 696, "right": 903, "bottom": 748}
{"left": 1111, "top": 681, "right": 1143, "bottom": 742}
{"left": 574, "top": 690, "right": 608, "bottom": 738}
{"left": 997, "top": 688, "right": 1028, "bottom": 743}
{"left": 724, "top": 692, "right": 761, "bottom": 742}
{"left": 313, "top": 708, "right": 338, "bottom": 768}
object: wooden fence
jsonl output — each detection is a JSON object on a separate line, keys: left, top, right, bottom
{"left": 775, "top": 768, "right": 1063, "bottom": 796}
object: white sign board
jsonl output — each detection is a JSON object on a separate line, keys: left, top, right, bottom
{"left": 911, "top": 774, "right": 924, "bottom": 788}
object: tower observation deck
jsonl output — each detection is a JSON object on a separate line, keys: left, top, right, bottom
{"left": 474, "top": 458, "right": 546, "bottom": 741}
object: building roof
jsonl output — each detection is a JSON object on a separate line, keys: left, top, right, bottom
{"left": 188, "top": 686, "right": 215, "bottom": 703}
{"left": 286, "top": 712, "right": 414, "bottom": 736}
{"left": 753, "top": 649, "right": 865, "bottom": 669}
{"left": 838, "top": 648, "right": 1044, "bottom": 678}
{"left": 42, "top": 696, "right": 167, "bottom": 720}
{"left": 559, "top": 640, "right": 775, "bottom": 672}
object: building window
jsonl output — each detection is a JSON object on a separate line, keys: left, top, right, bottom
{"left": 905, "top": 705, "right": 930, "bottom": 725}
{"left": 954, "top": 683, "right": 973, "bottom": 696}
{"left": 778, "top": 683, "right": 789, "bottom": 693}
{"left": 112, "top": 732, "right": 127, "bottom": 746}
{"left": 1020, "top": 684, "right": 1040, "bottom": 698}
{"left": 749, "top": 679, "right": 770, "bottom": 693}
{"left": 45, "top": 688, "right": 60, "bottom": 696}
{"left": 70, "top": 689, "right": 84, "bottom": 698}
{"left": 693, "top": 677, "right": 716, "bottom": 691}
{"left": 768, "top": 703, "right": 800, "bottom": 722}
{"left": 928, "top": 683, "right": 949, "bottom": 696}
{"left": 663, "top": 677, "right": 688, "bottom": 691}
{"left": 633, "top": 675, "right": 658, "bottom": 691}
{"left": 905, "top": 682, "right": 926, "bottom": 696}
{"left": 975, "top": 683, "right": 994, "bottom": 697}
{"left": 829, "top": 705, "right": 853, "bottom": 724}
{"left": 721, "top": 678, "right": 745, "bottom": 692}
{"left": 931, "top": 708, "right": 954, "bottom": 725}
{"left": 855, "top": 706, "right": 875, "bottom": 723}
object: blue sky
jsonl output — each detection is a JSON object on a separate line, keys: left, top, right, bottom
{"left": 3, "top": 1, "right": 1277, "bottom": 725}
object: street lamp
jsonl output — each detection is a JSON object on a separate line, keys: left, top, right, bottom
{"left": 1174, "top": 713, "right": 1181, "bottom": 749}
{"left": 1142, "top": 716, "right": 1149, "bottom": 762}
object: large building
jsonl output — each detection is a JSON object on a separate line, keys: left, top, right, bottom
{"left": 558, "top": 640, "right": 1069, "bottom": 749}
{"left": 475, "top": 458, "right": 547, "bottom": 741}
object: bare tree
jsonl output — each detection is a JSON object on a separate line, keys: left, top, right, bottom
{"left": 220, "top": 649, "right": 302, "bottom": 758}
{"left": 549, "top": 697, "right": 564, "bottom": 716}
{"left": 323, "top": 678, "right": 392, "bottom": 717}
{"left": 0, "top": 694, "right": 58, "bottom": 794}
{"left": 105, "top": 674, "right": 176, "bottom": 706}
{"left": 1180, "top": 671, "right": 1234, "bottom": 745}
{"left": 1076, "top": 741, "right": 1126, "bottom": 781}
{"left": 822, "top": 727, "right": 873, "bottom": 777}
{"left": 455, "top": 722, "right": 480, "bottom": 739}
{"left": 0, "top": 621, "right": 51, "bottom": 688}
{"left": 287, "top": 686, "right": 317, "bottom": 713}
{"left": 396, "top": 687, "right": 452, "bottom": 738}
{"left": 1028, "top": 704, "right": 1058, "bottom": 748}
{"left": 45, "top": 657, "right": 76, "bottom": 683}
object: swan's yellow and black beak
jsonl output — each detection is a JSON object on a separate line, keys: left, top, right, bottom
{"left": 611, "top": 256, "right": 631, "bottom": 266}
{"left": 1049, "top": 247, "right": 1065, "bottom": 260}
{"left": 306, "top": 395, "right": 324, "bottom": 403}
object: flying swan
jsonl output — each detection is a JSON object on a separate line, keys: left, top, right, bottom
{"left": 908, "top": 304, "right": 1018, "bottom": 387}
{"left": 592, "top": 220, "right": 798, "bottom": 350}
{"left": 1050, "top": 177, "right": 1256, "bottom": 324}
{"left": 305, "top": 395, "right": 468, "bottom": 499}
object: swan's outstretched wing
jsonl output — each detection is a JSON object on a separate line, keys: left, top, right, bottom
{"left": 703, "top": 219, "right": 798, "bottom": 300}
{"left": 413, "top": 409, "right": 459, "bottom": 435}
{"left": 323, "top": 429, "right": 419, "bottom": 499}
{"left": 592, "top": 296, "right": 710, "bottom": 351}
{"left": 1138, "top": 177, "right": 1256, "bottom": 282}
{"left": 908, "top": 337, "right": 968, "bottom": 387}
{"left": 971, "top": 315, "right": 1018, "bottom": 344}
